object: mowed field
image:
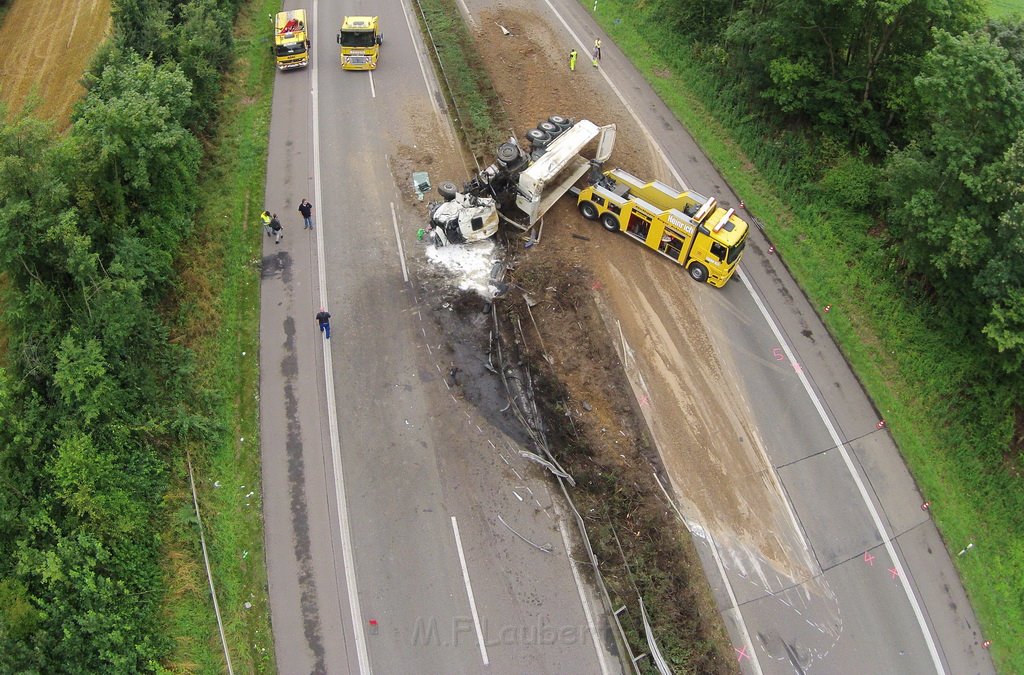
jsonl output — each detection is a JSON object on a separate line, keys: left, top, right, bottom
{"left": 0, "top": 0, "right": 111, "bottom": 128}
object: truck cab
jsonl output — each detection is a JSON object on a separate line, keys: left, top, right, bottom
{"left": 337, "top": 16, "right": 382, "bottom": 70}
{"left": 274, "top": 9, "right": 310, "bottom": 70}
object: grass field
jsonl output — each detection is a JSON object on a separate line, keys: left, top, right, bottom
{"left": 989, "top": 0, "right": 1024, "bottom": 16}
{"left": 0, "top": 0, "right": 111, "bottom": 128}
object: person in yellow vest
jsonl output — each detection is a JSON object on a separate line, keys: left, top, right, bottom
{"left": 261, "top": 210, "right": 272, "bottom": 237}
{"left": 569, "top": 48, "right": 578, "bottom": 71}
{"left": 592, "top": 38, "right": 602, "bottom": 67}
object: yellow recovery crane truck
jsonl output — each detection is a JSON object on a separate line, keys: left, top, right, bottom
{"left": 575, "top": 169, "right": 748, "bottom": 287}
{"left": 337, "top": 16, "right": 382, "bottom": 70}
{"left": 273, "top": 9, "right": 310, "bottom": 70}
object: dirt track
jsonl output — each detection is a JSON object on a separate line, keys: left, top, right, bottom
{"left": 0, "top": 0, "right": 111, "bottom": 127}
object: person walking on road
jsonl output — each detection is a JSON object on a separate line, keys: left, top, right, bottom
{"left": 299, "top": 198, "right": 314, "bottom": 229}
{"left": 270, "top": 213, "right": 283, "bottom": 244}
{"left": 568, "top": 48, "right": 577, "bottom": 71}
{"left": 315, "top": 308, "right": 331, "bottom": 340}
{"left": 261, "top": 210, "right": 273, "bottom": 237}
{"left": 592, "top": 38, "right": 601, "bottom": 67}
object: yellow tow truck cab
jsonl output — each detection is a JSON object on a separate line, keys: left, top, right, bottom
{"left": 337, "top": 16, "right": 381, "bottom": 70}
{"left": 274, "top": 9, "right": 309, "bottom": 70}
{"left": 577, "top": 168, "right": 748, "bottom": 287}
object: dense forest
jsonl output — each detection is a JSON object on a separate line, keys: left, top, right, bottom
{"left": 661, "top": 0, "right": 1024, "bottom": 375}
{"left": 0, "top": 0, "right": 241, "bottom": 670}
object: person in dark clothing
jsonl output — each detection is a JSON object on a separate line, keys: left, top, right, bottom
{"left": 315, "top": 308, "right": 331, "bottom": 339}
{"left": 299, "top": 198, "right": 314, "bottom": 229}
{"left": 270, "top": 213, "right": 283, "bottom": 243}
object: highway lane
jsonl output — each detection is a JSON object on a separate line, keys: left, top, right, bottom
{"left": 261, "top": 1, "right": 615, "bottom": 672}
{"left": 450, "top": 0, "right": 997, "bottom": 672}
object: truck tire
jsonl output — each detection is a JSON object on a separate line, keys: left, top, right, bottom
{"left": 526, "top": 128, "right": 551, "bottom": 147}
{"left": 496, "top": 142, "right": 520, "bottom": 165}
{"left": 548, "top": 115, "right": 572, "bottom": 129}
{"left": 538, "top": 121, "right": 560, "bottom": 137}
{"left": 688, "top": 262, "right": 708, "bottom": 283}
{"left": 438, "top": 181, "right": 458, "bottom": 201}
{"left": 600, "top": 213, "right": 619, "bottom": 232}
{"left": 579, "top": 201, "right": 599, "bottom": 220}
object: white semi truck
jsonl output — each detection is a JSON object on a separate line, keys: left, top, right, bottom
{"left": 426, "top": 116, "right": 616, "bottom": 245}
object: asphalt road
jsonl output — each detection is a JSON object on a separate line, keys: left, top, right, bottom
{"left": 260, "top": 2, "right": 617, "bottom": 673}
{"left": 452, "top": 0, "right": 998, "bottom": 673}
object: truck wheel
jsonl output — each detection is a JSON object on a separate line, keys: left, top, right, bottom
{"left": 526, "top": 128, "right": 551, "bottom": 147}
{"left": 438, "top": 181, "right": 458, "bottom": 201}
{"left": 538, "top": 121, "right": 560, "bottom": 136}
{"left": 548, "top": 115, "right": 572, "bottom": 129}
{"left": 579, "top": 201, "right": 599, "bottom": 220}
{"left": 497, "top": 142, "right": 520, "bottom": 165}
{"left": 600, "top": 213, "right": 619, "bottom": 232}
{"left": 688, "top": 263, "right": 708, "bottom": 283}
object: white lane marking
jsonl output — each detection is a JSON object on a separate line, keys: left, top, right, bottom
{"left": 369, "top": 70, "right": 376, "bottom": 98}
{"left": 540, "top": 0, "right": 688, "bottom": 190}
{"left": 312, "top": 2, "right": 371, "bottom": 672}
{"left": 450, "top": 516, "right": 489, "bottom": 665}
{"left": 737, "top": 269, "right": 945, "bottom": 674}
{"left": 654, "top": 473, "right": 763, "bottom": 674}
{"left": 389, "top": 201, "right": 409, "bottom": 282}
{"left": 557, "top": 518, "right": 611, "bottom": 675}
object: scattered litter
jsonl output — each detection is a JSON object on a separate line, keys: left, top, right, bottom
{"left": 495, "top": 22, "right": 513, "bottom": 36}
{"left": 214, "top": 481, "right": 222, "bottom": 488}
{"left": 519, "top": 449, "right": 574, "bottom": 485}
{"left": 242, "top": 550, "right": 249, "bottom": 559}
{"left": 571, "top": 233, "right": 590, "bottom": 241}
{"left": 497, "top": 514, "right": 553, "bottom": 554}
{"left": 412, "top": 171, "right": 431, "bottom": 200}
{"left": 582, "top": 401, "right": 592, "bottom": 411}
{"left": 245, "top": 602, "right": 252, "bottom": 609}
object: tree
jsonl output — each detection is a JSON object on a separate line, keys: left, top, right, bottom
{"left": 883, "top": 30, "right": 1024, "bottom": 370}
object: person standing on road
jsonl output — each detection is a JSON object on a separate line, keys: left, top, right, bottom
{"left": 270, "top": 213, "right": 283, "bottom": 244}
{"left": 261, "top": 210, "right": 273, "bottom": 237}
{"left": 592, "top": 38, "right": 601, "bottom": 67}
{"left": 299, "top": 198, "right": 314, "bottom": 229}
{"left": 315, "top": 308, "right": 331, "bottom": 339}
{"left": 568, "top": 48, "right": 577, "bottom": 71}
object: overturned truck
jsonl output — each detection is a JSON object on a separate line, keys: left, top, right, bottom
{"left": 426, "top": 116, "right": 616, "bottom": 245}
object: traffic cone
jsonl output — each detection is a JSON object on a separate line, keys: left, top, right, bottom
{"left": 767, "top": 244, "right": 775, "bottom": 254}
{"left": 823, "top": 304, "right": 832, "bottom": 313}
{"left": 876, "top": 419, "right": 886, "bottom": 429}
{"left": 921, "top": 501, "right": 932, "bottom": 510}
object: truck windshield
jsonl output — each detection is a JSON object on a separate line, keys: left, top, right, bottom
{"left": 340, "top": 31, "right": 376, "bottom": 48}
{"left": 276, "top": 43, "right": 307, "bottom": 56}
{"left": 726, "top": 236, "right": 746, "bottom": 264}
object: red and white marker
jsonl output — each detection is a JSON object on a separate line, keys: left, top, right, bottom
{"left": 876, "top": 419, "right": 886, "bottom": 429}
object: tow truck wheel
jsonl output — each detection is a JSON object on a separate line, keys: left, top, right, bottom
{"left": 688, "top": 263, "right": 708, "bottom": 283}
{"left": 600, "top": 213, "right": 619, "bottom": 232}
{"left": 578, "top": 201, "right": 599, "bottom": 220}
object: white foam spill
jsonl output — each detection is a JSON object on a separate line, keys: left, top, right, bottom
{"left": 425, "top": 240, "right": 499, "bottom": 299}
